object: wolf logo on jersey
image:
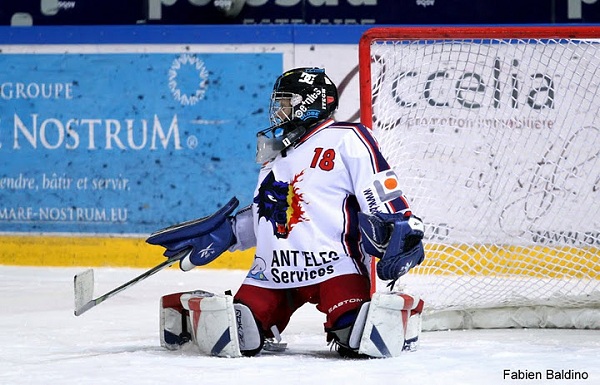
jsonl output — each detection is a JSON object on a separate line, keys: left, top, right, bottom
{"left": 254, "top": 170, "right": 308, "bottom": 239}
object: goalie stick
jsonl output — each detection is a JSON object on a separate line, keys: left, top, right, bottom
{"left": 73, "top": 249, "right": 190, "bottom": 316}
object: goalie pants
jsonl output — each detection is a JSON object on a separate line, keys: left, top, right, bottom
{"left": 234, "top": 273, "right": 371, "bottom": 338}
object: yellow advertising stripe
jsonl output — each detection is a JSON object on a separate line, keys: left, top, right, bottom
{"left": 415, "top": 244, "right": 600, "bottom": 279}
{"left": 2, "top": 235, "right": 598, "bottom": 280}
{"left": 0, "top": 235, "right": 255, "bottom": 269}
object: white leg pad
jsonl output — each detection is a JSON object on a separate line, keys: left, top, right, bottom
{"left": 358, "top": 292, "right": 424, "bottom": 358}
{"left": 234, "top": 303, "right": 263, "bottom": 354}
{"left": 160, "top": 291, "right": 195, "bottom": 350}
{"left": 348, "top": 301, "right": 371, "bottom": 349}
{"left": 180, "top": 292, "right": 242, "bottom": 358}
{"left": 160, "top": 306, "right": 193, "bottom": 350}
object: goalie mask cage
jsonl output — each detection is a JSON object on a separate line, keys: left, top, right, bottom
{"left": 359, "top": 26, "right": 600, "bottom": 331}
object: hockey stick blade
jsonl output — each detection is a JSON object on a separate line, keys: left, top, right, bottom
{"left": 73, "top": 249, "right": 189, "bottom": 316}
{"left": 74, "top": 269, "right": 94, "bottom": 313}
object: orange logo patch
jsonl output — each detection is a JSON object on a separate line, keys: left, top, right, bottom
{"left": 384, "top": 177, "right": 398, "bottom": 190}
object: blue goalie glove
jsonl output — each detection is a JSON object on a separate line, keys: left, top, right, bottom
{"left": 146, "top": 197, "right": 239, "bottom": 271}
{"left": 358, "top": 212, "right": 425, "bottom": 282}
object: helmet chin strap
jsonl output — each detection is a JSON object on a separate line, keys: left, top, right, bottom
{"left": 280, "top": 125, "right": 306, "bottom": 158}
{"left": 255, "top": 123, "right": 306, "bottom": 163}
{"left": 281, "top": 125, "right": 306, "bottom": 148}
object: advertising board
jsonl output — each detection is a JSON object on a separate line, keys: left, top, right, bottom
{"left": 0, "top": 25, "right": 361, "bottom": 266}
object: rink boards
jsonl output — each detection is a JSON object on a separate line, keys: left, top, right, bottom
{"left": 3, "top": 234, "right": 598, "bottom": 281}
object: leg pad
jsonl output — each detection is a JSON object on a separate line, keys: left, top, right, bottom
{"left": 160, "top": 291, "right": 265, "bottom": 357}
{"left": 358, "top": 292, "right": 424, "bottom": 357}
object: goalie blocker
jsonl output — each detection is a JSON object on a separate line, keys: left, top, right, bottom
{"left": 160, "top": 290, "right": 424, "bottom": 358}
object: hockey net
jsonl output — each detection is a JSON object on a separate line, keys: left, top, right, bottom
{"left": 359, "top": 26, "right": 600, "bottom": 330}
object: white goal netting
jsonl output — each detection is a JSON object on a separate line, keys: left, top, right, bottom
{"left": 359, "top": 27, "right": 600, "bottom": 330}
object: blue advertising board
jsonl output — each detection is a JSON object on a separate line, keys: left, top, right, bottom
{"left": 0, "top": 51, "right": 281, "bottom": 234}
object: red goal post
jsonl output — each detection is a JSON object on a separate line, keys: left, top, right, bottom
{"left": 359, "top": 26, "right": 600, "bottom": 330}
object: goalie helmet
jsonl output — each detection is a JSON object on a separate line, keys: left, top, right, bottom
{"left": 256, "top": 67, "right": 339, "bottom": 163}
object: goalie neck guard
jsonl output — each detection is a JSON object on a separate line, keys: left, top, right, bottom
{"left": 256, "top": 67, "right": 338, "bottom": 163}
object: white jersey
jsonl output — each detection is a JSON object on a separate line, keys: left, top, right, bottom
{"left": 242, "top": 119, "right": 412, "bottom": 289}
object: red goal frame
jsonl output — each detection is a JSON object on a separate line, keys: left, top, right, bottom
{"left": 358, "top": 25, "right": 600, "bottom": 294}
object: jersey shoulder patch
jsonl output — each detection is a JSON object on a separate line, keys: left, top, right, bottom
{"left": 362, "top": 169, "right": 403, "bottom": 213}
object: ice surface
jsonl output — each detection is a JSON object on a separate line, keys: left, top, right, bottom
{"left": 1, "top": 266, "right": 598, "bottom": 385}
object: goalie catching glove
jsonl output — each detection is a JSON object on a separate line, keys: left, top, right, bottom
{"left": 358, "top": 212, "right": 425, "bottom": 282}
{"left": 146, "top": 197, "right": 239, "bottom": 271}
